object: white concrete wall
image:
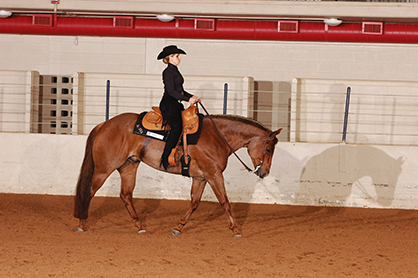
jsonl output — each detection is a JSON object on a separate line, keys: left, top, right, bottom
{"left": 2, "top": 36, "right": 418, "bottom": 84}
{"left": 1, "top": 132, "right": 417, "bottom": 210}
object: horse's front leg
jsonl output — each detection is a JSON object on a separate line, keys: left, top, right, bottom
{"left": 173, "top": 178, "right": 207, "bottom": 236}
{"left": 118, "top": 161, "right": 145, "bottom": 233}
{"left": 207, "top": 173, "right": 242, "bottom": 237}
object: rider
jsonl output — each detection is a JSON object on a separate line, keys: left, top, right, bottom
{"left": 157, "top": 45, "right": 201, "bottom": 170}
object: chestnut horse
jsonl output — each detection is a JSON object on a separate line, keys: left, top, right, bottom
{"left": 74, "top": 111, "right": 282, "bottom": 237}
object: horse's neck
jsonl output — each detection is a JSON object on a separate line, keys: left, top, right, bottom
{"left": 214, "top": 116, "right": 263, "bottom": 150}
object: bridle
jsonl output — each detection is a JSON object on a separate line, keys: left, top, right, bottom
{"left": 199, "top": 102, "right": 271, "bottom": 175}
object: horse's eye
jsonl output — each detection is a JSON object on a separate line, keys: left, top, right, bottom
{"left": 266, "top": 149, "right": 272, "bottom": 154}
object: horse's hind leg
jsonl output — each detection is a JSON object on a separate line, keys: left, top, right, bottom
{"left": 173, "top": 178, "right": 207, "bottom": 236}
{"left": 117, "top": 160, "right": 145, "bottom": 233}
{"left": 77, "top": 170, "right": 112, "bottom": 231}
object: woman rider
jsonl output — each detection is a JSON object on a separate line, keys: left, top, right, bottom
{"left": 157, "top": 45, "right": 201, "bottom": 170}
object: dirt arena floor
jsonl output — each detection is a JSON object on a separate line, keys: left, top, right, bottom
{"left": 1, "top": 193, "right": 417, "bottom": 277}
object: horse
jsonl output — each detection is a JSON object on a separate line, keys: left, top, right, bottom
{"left": 73, "top": 110, "right": 282, "bottom": 237}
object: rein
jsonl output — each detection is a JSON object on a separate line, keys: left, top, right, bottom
{"left": 198, "top": 102, "right": 258, "bottom": 173}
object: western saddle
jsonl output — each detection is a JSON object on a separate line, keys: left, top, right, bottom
{"left": 142, "top": 104, "right": 200, "bottom": 169}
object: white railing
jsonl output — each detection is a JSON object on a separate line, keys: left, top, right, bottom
{"left": 2, "top": 71, "right": 418, "bottom": 145}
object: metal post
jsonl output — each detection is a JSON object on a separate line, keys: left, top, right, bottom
{"left": 223, "top": 83, "right": 228, "bottom": 114}
{"left": 342, "top": 87, "right": 351, "bottom": 143}
{"left": 106, "top": 80, "right": 110, "bottom": 121}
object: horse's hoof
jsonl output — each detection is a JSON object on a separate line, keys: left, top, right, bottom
{"left": 172, "top": 229, "right": 181, "bottom": 236}
{"left": 233, "top": 234, "right": 243, "bottom": 238}
{"left": 75, "top": 227, "right": 84, "bottom": 232}
{"left": 138, "top": 229, "right": 146, "bottom": 234}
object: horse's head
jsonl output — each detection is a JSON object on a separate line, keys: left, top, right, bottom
{"left": 247, "top": 128, "right": 282, "bottom": 178}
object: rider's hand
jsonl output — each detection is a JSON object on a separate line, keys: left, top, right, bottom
{"left": 189, "top": 96, "right": 201, "bottom": 104}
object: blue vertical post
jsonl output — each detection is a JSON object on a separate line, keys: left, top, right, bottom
{"left": 342, "top": 87, "right": 351, "bottom": 143}
{"left": 106, "top": 80, "right": 110, "bottom": 121}
{"left": 223, "top": 83, "right": 228, "bottom": 114}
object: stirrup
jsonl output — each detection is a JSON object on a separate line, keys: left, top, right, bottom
{"left": 181, "top": 154, "right": 191, "bottom": 177}
{"left": 168, "top": 147, "right": 179, "bottom": 166}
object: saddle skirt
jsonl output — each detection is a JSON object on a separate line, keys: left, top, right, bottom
{"left": 142, "top": 104, "right": 200, "bottom": 135}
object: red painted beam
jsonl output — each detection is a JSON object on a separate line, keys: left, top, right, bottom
{"left": 0, "top": 15, "right": 417, "bottom": 44}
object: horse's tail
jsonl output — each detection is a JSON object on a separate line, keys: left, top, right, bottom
{"left": 73, "top": 123, "right": 104, "bottom": 220}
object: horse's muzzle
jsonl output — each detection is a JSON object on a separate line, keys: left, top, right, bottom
{"left": 255, "top": 167, "right": 269, "bottom": 179}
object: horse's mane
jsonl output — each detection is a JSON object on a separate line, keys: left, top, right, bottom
{"left": 209, "top": 114, "right": 270, "bottom": 132}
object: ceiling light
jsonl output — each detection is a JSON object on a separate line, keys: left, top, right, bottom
{"left": 0, "top": 10, "right": 12, "bottom": 18}
{"left": 324, "top": 18, "right": 342, "bottom": 27}
{"left": 156, "top": 14, "right": 175, "bottom": 22}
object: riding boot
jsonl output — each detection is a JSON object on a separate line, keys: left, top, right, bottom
{"left": 159, "top": 100, "right": 183, "bottom": 171}
{"left": 160, "top": 148, "right": 171, "bottom": 170}
{"left": 160, "top": 123, "right": 182, "bottom": 171}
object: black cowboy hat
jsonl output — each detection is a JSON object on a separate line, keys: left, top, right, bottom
{"left": 157, "top": 45, "right": 186, "bottom": 60}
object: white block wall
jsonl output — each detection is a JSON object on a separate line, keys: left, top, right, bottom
{"left": 2, "top": 35, "right": 418, "bottom": 86}
{"left": 1, "top": 132, "right": 417, "bottom": 210}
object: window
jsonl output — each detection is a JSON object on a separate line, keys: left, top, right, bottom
{"left": 32, "top": 75, "right": 73, "bottom": 134}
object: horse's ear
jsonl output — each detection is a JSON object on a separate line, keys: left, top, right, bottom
{"left": 270, "top": 128, "right": 283, "bottom": 138}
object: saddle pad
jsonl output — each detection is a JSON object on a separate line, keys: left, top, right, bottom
{"left": 133, "top": 112, "right": 204, "bottom": 145}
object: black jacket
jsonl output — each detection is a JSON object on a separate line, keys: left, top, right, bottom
{"left": 161, "top": 63, "right": 193, "bottom": 105}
